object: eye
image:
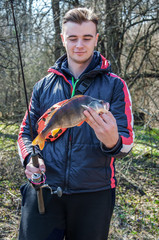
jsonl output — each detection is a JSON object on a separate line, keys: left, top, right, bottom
{"left": 84, "top": 38, "right": 91, "bottom": 41}
{"left": 69, "top": 38, "right": 77, "bottom": 42}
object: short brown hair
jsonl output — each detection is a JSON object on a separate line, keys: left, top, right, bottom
{"left": 62, "top": 8, "right": 98, "bottom": 31}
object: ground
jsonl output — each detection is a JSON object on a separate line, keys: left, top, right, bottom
{"left": 0, "top": 123, "right": 158, "bottom": 240}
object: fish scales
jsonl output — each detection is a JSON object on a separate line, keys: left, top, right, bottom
{"left": 44, "top": 96, "right": 91, "bottom": 134}
{"left": 32, "top": 95, "right": 109, "bottom": 150}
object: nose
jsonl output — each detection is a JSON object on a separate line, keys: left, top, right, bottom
{"left": 76, "top": 39, "right": 83, "bottom": 48}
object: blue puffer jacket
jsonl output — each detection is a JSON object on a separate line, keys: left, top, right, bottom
{"left": 18, "top": 51, "right": 134, "bottom": 194}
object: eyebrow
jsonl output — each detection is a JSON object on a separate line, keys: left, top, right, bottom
{"left": 68, "top": 34, "right": 94, "bottom": 38}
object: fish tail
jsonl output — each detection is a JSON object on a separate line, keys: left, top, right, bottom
{"left": 32, "top": 133, "right": 45, "bottom": 150}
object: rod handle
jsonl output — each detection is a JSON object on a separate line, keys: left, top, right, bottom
{"left": 31, "top": 153, "right": 39, "bottom": 168}
{"left": 37, "top": 189, "right": 45, "bottom": 214}
{"left": 31, "top": 153, "right": 45, "bottom": 214}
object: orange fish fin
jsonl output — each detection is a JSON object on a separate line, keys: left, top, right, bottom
{"left": 36, "top": 110, "right": 51, "bottom": 127}
{"left": 51, "top": 128, "right": 61, "bottom": 137}
{"left": 77, "top": 121, "right": 85, "bottom": 127}
{"left": 36, "top": 100, "right": 68, "bottom": 132}
{"left": 45, "top": 100, "right": 69, "bottom": 125}
{"left": 32, "top": 133, "right": 45, "bottom": 150}
{"left": 45, "top": 108, "right": 58, "bottom": 125}
{"left": 53, "top": 99, "right": 68, "bottom": 108}
{"left": 71, "top": 95, "right": 84, "bottom": 99}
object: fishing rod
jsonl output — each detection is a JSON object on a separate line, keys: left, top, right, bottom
{"left": 10, "top": 0, "right": 45, "bottom": 214}
{"left": 10, "top": 0, "right": 62, "bottom": 214}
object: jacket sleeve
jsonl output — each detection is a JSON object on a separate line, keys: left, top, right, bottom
{"left": 17, "top": 82, "right": 43, "bottom": 167}
{"left": 101, "top": 75, "right": 134, "bottom": 158}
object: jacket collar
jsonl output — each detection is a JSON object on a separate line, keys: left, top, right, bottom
{"left": 48, "top": 51, "right": 111, "bottom": 78}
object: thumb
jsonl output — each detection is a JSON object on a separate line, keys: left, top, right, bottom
{"left": 38, "top": 158, "right": 46, "bottom": 173}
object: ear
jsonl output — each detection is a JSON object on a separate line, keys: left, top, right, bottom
{"left": 60, "top": 33, "right": 65, "bottom": 47}
{"left": 95, "top": 33, "right": 99, "bottom": 47}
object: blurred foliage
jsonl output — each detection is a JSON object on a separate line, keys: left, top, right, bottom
{"left": 0, "top": 0, "right": 158, "bottom": 128}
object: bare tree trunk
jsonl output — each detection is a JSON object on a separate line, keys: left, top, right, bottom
{"left": 105, "top": 0, "right": 122, "bottom": 74}
{"left": 51, "top": 0, "right": 62, "bottom": 60}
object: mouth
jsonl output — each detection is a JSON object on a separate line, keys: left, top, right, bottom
{"left": 74, "top": 52, "right": 86, "bottom": 55}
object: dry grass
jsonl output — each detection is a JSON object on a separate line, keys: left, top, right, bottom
{"left": 0, "top": 123, "right": 158, "bottom": 240}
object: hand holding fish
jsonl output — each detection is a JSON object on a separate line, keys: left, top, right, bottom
{"left": 25, "top": 157, "right": 46, "bottom": 180}
{"left": 83, "top": 107, "right": 119, "bottom": 149}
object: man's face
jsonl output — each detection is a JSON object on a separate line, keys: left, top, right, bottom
{"left": 61, "top": 21, "right": 99, "bottom": 65}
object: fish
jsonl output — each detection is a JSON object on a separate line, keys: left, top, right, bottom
{"left": 32, "top": 95, "right": 109, "bottom": 150}
{"left": 35, "top": 99, "right": 68, "bottom": 142}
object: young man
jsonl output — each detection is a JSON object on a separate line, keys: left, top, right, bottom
{"left": 18, "top": 7, "right": 134, "bottom": 240}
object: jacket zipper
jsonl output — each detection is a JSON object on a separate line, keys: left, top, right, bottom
{"left": 48, "top": 69, "right": 73, "bottom": 192}
{"left": 65, "top": 132, "right": 72, "bottom": 192}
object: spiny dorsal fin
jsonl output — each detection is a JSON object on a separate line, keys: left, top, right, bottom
{"left": 60, "top": 95, "right": 84, "bottom": 107}
{"left": 44, "top": 100, "right": 68, "bottom": 125}
{"left": 45, "top": 108, "right": 59, "bottom": 125}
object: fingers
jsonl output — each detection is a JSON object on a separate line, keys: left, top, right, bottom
{"left": 84, "top": 108, "right": 99, "bottom": 126}
{"left": 100, "top": 111, "right": 116, "bottom": 125}
{"left": 83, "top": 107, "right": 109, "bottom": 128}
{"left": 83, "top": 107, "right": 119, "bottom": 148}
{"left": 38, "top": 158, "right": 46, "bottom": 172}
{"left": 25, "top": 157, "right": 46, "bottom": 180}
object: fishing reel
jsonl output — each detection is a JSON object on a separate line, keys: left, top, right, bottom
{"left": 30, "top": 153, "right": 63, "bottom": 197}
{"left": 30, "top": 171, "right": 46, "bottom": 190}
{"left": 30, "top": 171, "right": 63, "bottom": 197}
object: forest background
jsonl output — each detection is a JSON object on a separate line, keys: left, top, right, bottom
{"left": 0, "top": 0, "right": 158, "bottom": 239}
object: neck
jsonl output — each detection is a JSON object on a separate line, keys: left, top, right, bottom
{"left": 68, "top": 56, "right": 93, "bottom": 79}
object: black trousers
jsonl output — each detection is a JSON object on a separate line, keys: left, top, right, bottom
{"left": 19, "top": 183, "right": 115, "bottom": 240}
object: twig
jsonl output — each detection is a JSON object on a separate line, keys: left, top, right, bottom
{"left": 0, "top": 185, "right": 21, "bottom": 201}
{"left": 117, "top": 171, "right": 146, "bottom": 196}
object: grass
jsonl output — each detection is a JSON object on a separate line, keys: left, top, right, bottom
{"left": 109, "top": 126, "right": 159, "bottom": 239}
{"left": 0, "top": 123, "right": 25, "bottom": 239}
{"left": 0, "top": 122, "right": 159, "bottom": 239}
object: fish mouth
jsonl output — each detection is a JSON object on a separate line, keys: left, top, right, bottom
{"left": 81, "top": 104, "right": 89, "bottom": 110}
{"left": 81, "top": 102, "right": 109, "bottom": 114}
{"left": 103, "top": 102, "right": 109, "bottom": 112}
{"left": 96, "top": 102, "right": 109, "bottom": 114}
